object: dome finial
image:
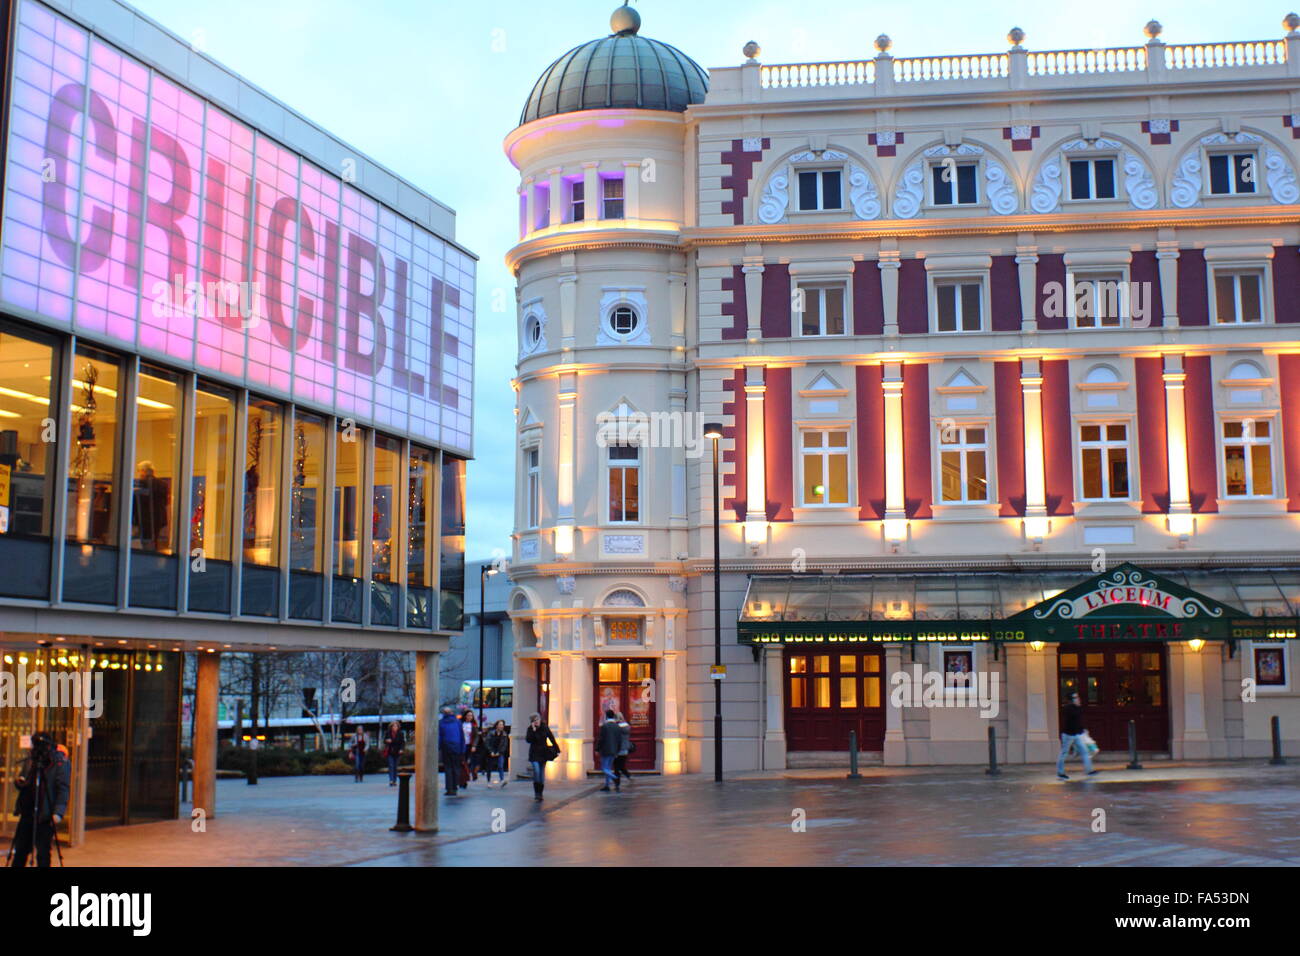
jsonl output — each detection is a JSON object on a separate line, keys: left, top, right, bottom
{"left": 611, "top": 3, "right": 641, "bottom": 35}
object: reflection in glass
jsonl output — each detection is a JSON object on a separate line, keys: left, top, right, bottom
{"left": 289, "top": 411, "right": 326, "bottom": 619}
{"left": 189, "top": 383, "right": 235, "bottom": 613}
{"left": 0, "top": 327, "right": 57, "bottom": 598}
{"left": 439, "top": 454, "right": 465, "bottom": 630}
{"left": 406, "top": 446, "right": 435, "bottom": 627}
{"left": 64, "top": 347, "right": 122, "bottom": 604}
{"left": 370, "top": 434, "right": 399, "bottom": 626}
{"left": 129, "top": 365, "right": 181, "bottom": 609}
{"left": 332, "top": 423, "right": 362, "bottom": 623}
{"left": 241, "top": 398, "right": 283, "bottom": 616}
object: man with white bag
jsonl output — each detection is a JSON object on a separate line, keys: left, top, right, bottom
{"left": 1057, "top": 692, "right": 1099, "bottom": 780}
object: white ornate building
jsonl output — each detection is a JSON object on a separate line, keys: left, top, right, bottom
{"left": 505, "top": 6, "right": 1300, "bottom": 775}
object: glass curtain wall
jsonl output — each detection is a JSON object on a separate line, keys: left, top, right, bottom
{"left": 332, "top": 423, "right": 363, "bottom": 623}
{"left": 128, "top": 365, "right": 183, "bottom": 608}
{"left": 188, "top": 382, "right": 236, "bottom": 612}
{"left": 64, "top": 346, "right": 123, "bottom": 604}
{"left": 288, "top": 410, "right": 327, "bottom": 619}
{"left": 241, "top": 398, "right": 283, "bottom": 617}
{"left": 406, "top": 446, "right": 435, "bottom": 627}
{"left": 370, "top": 434, "right": 400, "bottom": 626}
{"left": 440, "top": 454, "right": 466, "bottom": 630}
{"left": 0, "top": 325, "right": 58, "bottom": 598}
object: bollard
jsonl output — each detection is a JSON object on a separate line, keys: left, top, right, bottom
{"left": 1270, "top": 715, "right": 1287, "bottom": 766}
{"left": 985, "top": 725, "right": 1000, "bottom": 776}
{"left": 391, "top": 770, "right": 413, "bottom": 832}
{"left": 847, "top": 729, "right": 861, "bottom": 779}
{"left": 1126, "top": 719, "right": 1143, "bottom": 770}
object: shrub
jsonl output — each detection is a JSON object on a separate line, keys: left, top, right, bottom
{"left": 311, "top": 759, "right": 354, "bottom": 775}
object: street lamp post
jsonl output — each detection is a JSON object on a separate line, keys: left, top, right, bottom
{"left": 479, "top": 563, "right": 499, "bottom": 725}
{"left": 704, "top": 422, "right": 724, "bottom": 782}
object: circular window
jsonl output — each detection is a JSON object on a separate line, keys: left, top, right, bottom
{"left": 610, "top": 305, "right": 639, "bottom": 336}
{"left": 524, "top": 313, "right": 542, "bottom": 347}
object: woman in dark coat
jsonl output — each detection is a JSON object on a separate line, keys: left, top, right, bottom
{"left": 524, "top": 713, "right": 559, "bottom": 802}
{"left": 483, "top": 719, "right": 510, "bottom": 786}
{"left": 348, "top": 729, "right": 367, "bottom": 782}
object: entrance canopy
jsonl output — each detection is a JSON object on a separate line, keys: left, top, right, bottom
{"left": 737, "top": 563, "right": 1300, "bottom": 645}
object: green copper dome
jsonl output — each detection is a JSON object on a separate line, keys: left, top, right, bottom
{"left": 520, "top": 5, "right": 708, "bottom": 126}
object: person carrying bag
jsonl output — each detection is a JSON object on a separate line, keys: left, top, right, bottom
{"left": 525, "top": 713, "right": 560, "bottom": 802}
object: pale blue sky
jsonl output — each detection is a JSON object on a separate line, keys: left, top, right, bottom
{"left": 128, "top": 0, "right": 1289, "bottom": 561}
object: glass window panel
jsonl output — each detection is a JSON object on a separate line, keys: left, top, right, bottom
{"left": 863, "top": 676, "right": 881, "bottom": 707}
{"left": 1085, "top": 675, "right": 1102, "bottom": 704}
{"left": 188, "top": 382, "right": 235, "bottom": 613}
{"left": 789, "top": 677, "right": 806, "bottom": 708}
{"left": 1240, "top": 275, "right": 1262, "bottom": 322}
{"left": 1069, "top": 159, "right": 1091, "bottom": 199}
{"left": 334, "top": 425, "right": 362, "bottom": 577}
{"left": 798, "top": 171, "right": 818, "bottom": 210}
{"left": 1144, "top": 676, "right": 1163, "bottom": 706}
{"left": 813, "top": 676, "right": 831, "bottom": 708}
{"left": 803, "top": 454, "right": 824, "bottom": 504}
{"left": 439, "top": 455, "right": 466, "bottom": 630}
{"left": 1108, "top": 447, "right": 1129, "bottom": 497}
{"left": 242, "top": 399, "right": 283, "bottom": 567}
{"left": 0, "top": 328, "right": 57, "bottom": 599}
{"left": 406, "top": 447, "right": 436, "bottom": 617}
{"left": 813, "top": 655, "right": 830, "bottom": 672}
{"left": 822, "top": 170, "right": 842, "bottom": 209}
{"left": 1141, "top": 653, "right": 1161, "bottom": 671}
{"left": 828, "top": 450, "right": 848, "bottom": 503}
{"left": 628, "top": 661, "right": 651, "bottom": 682}
{"left": 1094, "top": 159, "right": 1115, "bottom": 198}
{"left": 932, "top": 164, "right": 953, "bottom": 204}
{"left": 839, "top": 655, "right": 857, "bottom": 673}
{"left": 289, "top": 412, "right": 326, "bottom": 573}
{"left": 967, "top": 450, "right": 987, "bottom": 501}
{"left": 802, "top": 432, "right": 823, "bottom": 448}
{"left": 801, "top": 287, "right": 821, "bottom": 335}
{"left": 862, "top": 655, "right": 881, "bottom": 674}
{"left": 825, "top": 287, "right": 845, "bottom": 335}
{"left": 941, "top": 450, "right": 962, "bottom": 501}
{"left": 839, "top": 677, "right": 857, "bottom": 708}
{"left": 67, "top": 347, "right": 122, "bottom": 546}
{"left": 1234, "top": 154, "right": 1255, "bottom": 194}
{"left": 130, "top": 367, "right": 181, "bottom": 555}
{"left": 1256, "top": 421, "right": 1271, "bottom": 438}
{"left": 1113, "top": 652, "right": 1134, "bottom": 670}
{"left": 960, "top": 283, "right": 981, "bottom": 330}
{"left": 1250, "top": 445, "right": 1273, "bottom": 496}
{"left": 1059, "top": 653, "right": 1078, "bottom": 669}
{"left": 1223, "top": 421, "right": 1243, "bottom": 439}
{"left": 956, "top": 163, "right": 977, "bottom": 203}
{"left": 371, "top": 436, "right": 399, "bottom": 583}
{"left": 1081, "top": 447, "right": 1103, "bottom": 498}
{"left": 1214, "top": 275, "right": 1236, "bottom": 322}
{"left": 1106, "top": 424, "right": 1126, "bottom": 441}
{"left": 1115, "top": 677, "right": 1136, "bottom": 708}
{"left": 1223, "top": 445, "right": 1247, "bottom": 496}
{"left": 788, "top": 655, "right": 807, "bottom": 674}
{"left": 597, "top": 662, "right": 621, "bottom": 682}
{"left": 828, "top": 431, "right": 848, "bottom": 448}
{"left": 937, "top": 284, "right": 956, "bottom": 331}
{"left": 1208, "top": 154, "right": 1230, "bottom": 194}
{"left": 1080, "top": 424, "right": 1101, "bottom": 442}
{"left": 1085, "top": 653, "right": 1104, "bottom": 669}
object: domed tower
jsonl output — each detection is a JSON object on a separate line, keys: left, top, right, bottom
{"left": 503, "top": 5, "right": 706, "bottom": 778}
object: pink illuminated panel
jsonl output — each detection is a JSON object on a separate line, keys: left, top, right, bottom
{"left": 0, "top": 0, "right": 474, "bottom": 454}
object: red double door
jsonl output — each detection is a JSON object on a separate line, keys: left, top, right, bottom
{"left": 1057, "top": 642, "right": 1169, "bottom": 751}
{"left": 784, "top": 648, "right": 886, "bottom": 751}
{"left": 593, "top": 659, "right": 656, "bottom": 771}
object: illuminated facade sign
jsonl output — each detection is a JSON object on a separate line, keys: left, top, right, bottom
{"left": 0, "top": 0, "right": 473, "bottom": 454}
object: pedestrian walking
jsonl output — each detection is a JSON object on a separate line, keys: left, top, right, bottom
{"left": 483, "top": 719, "right": 510, "bottom": 786}
{"left": 597, "top": 709, "right": 622, "bottom": 792}
{"left": 460, "top": 710, "right": 480, "bottom": 787}
{"left": 612, "top": 711, "right": 634, "bottom": 785}
{"left": 1057, "top": 691, "right": 1098, "bottom": 780}
{"left": 525, "top": 713, "right": 560, "bottom": 802}
{"left": 383, "top": 720, "right": 405, "bottom": 786}
{"left": 7, "top": 732, "right": 70, "bottom": 868}
{"left": 439, "top": 707, "right": 465, "bottom": 795}
{"left": 348, "top": 729, "right": 367, "bottom": 782}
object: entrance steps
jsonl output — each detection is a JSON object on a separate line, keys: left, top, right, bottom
{"left": 787, "top": 751, "right": 885, "bottom": 769}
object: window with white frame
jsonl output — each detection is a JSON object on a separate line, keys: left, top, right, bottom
{"left": 569, "top": 180, "right": 585, "bottom": 222}
{"left": 1207, "top": 151, "right": 1257, "bottom": 196}
{"left": 1079, "top": 423, "right": 1131, "bottom": 500}
{"left": 607, "top": 303, "right": 640, "bottom": 337}
{"left": 1068, "top": 157, "right": 1117, "bottom": 200}
{"left": 934, "top": 279, "right": 983, "bottom": 332}
{"left": 800, "top": 429, "right": 850, "bottom": 505}
{"left": 1213, "top": 270, "right": 1265, "bottom": 324}
{"left": 938, "top": 425, "right": 989, "bottom": 503}
{"left": 930, "top": 161, "right": 978, "bottom": 205}
{"left": 607, "top": 443, "right": 640, "bottom": 522}
{"left": 796, "top": 283, "right": 847, "bottom": 336}
{"left": 533, "top": 181, "right": 550, "bottom": 230}
{"left": 1070, "top": 272, "right": 1126, "bottom": 328}
{"left": 1222, "top": 419, "right": 1273, "bottom": 497}
{"left": 602, "top": 176, "right": 624, "bottom": 218}
{"left": 796, "top": 168, "right": 843, "bottom": 211}
{"left": 526, "top": 447, "right": 541, "bottom": 529}
{"left": 523, "top": 312, "right": 543, "bottom": 349}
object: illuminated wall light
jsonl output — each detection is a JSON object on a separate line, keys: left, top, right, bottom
{"left": 1188, "top": 638, "right": 1205, "bottom": 652}
{"left": 1030, "top": 641, "right": 1045, "bottom": 651}
{"left": 1024, "top": 516, "right": 1050, "bottom": 540}
{"left": 554, "top": 523, "right": 575, "bottom": 556}
{"left": 883, "top": 518, "right": 908, "bottom": 544}
{"left": 3, "top": 655, "right": 12, "bottom": 664}
{"left": 1167, "top": 514, "right": 1194, "bottom": 538}
{"left": 744, "top": 520, "right": 768, "bottom": 548}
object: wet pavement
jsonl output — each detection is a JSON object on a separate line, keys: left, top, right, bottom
{"left": 12, "top": 760, "right": 1299, "bottom": 866}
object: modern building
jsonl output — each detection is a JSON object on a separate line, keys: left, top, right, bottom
{"left": 0, "top": 0, "right": 474, "bottom": 839}
{"left": 504, "top": 5, "right": 1300, "bottom": 777}
{"left": 440, "top": 557, "right": 511, "bottom": 708}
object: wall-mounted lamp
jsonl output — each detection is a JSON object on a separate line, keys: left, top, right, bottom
{"left": 1029, "top": 640, "right": 1045, "bottom": 652}
{"left": 883, "top": 518, "right": 908, "bottom": 553}
{"left": 1188, "top": 638, "right": 1205, "bottom": 652}
{"left": 553, "top": 523, "right": 574, "bottom": 557}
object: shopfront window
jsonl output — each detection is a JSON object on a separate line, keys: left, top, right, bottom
{"left": 128, "top": 365, "right": 182, "bottom": 608}
{"left": 64, "top": 346, "right": 123, "bottom": 604}
{"left": 188, "top": 382, "right": 236, "bottom": 613}
{"left": 406, "top": 446, "right": 435, "bottom": 627}
{"left": 440, "top": 454, "right": 466, "bottom": 630}
{"left": 333, "top": 422, "right": 363, "bottom": 623}
{"left": 370, "top": 434, "right": 400, "bottom": 626}
{"left": 241, "top": 397, "right": 283, "bottom": 616}
{"left": 0, "top": 326, "right": 58, "bottom": 599}
{"left": 288, "top": 410, "right": 326, "bottom": 619}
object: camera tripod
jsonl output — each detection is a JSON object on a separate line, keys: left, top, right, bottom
{"left": 4, "top": 753, "right": 65, "bottom": 868}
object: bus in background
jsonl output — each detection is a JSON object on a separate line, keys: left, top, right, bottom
{"left": 459, "top": 680, "right": 513, "bottom": 730}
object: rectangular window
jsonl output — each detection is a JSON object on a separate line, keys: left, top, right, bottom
{"left": 533, "top": 182, "right": 550, "bottom": 230}
{"left": 602, "top": 176, "right": 624, "bottom": 219}
{"left": 332, "top": 422, "right": 363, "bottom": 623}
{"left": 369, "top": 434, "right": 400, "bottom": 626}
{"left": 288, "top": 410, "right": 326, "bottom": 620}
{"left": 1080, "top": 423, "right": 1131, "bottom": 500}
{"left": 797, "top": 284, "right": 846, "bottom": 336}
{"left": 128, "top": 365, "right": 182, "bottom": 609}
{"left": 0, "top": 327, "right": 57, "bottom": 599}
{"left": 440, "top": 454, "right": 467, "bottom": 630}
{"left": 241, "top": 397, "right": 284, "bottom": 617}
{"left": 406, "top": 446, "right": 436, "bottom": 627}
{"left": 1071, "top": 272, "right": 1126, "bottom": 328}
{"left": 607, "top": 444, "right": 640, "bottom": 523}
{"left": 796, "top": 169, "right": 843, "bottom": 211}
{"left": 935, "top": 280, "right": 982, "bottom": 332}
{"left": 939, "top": 426, "right": 989, "bottom": 503}
{"left": 801, "top": 429, "right": 850, "bottom": 505}
{"left": 64, "top": 346, "right": 123, "bottom": 604}
{"left": 526, "top": 447, "right": 541, "bottom": 529}
{"left": 570, "top": 180, "right": 585, "bottom": 222}
{"left": 1069, "top": 158, "right": 1117, "bottom": 200}
{"left": 1214, "top": 271, "right": 1265, "bottom": 324}
{"left": 932, "top": 162, "right": 978, "bottom": 205}
{"left": 188, "top": 381, "right": 236, "bottom": 613}
{"left": 1208, "top": 153, "right": 1256, "bottom": 195}
{"left": 1222, "top": 419, "right": 1273, "bottom": 497}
